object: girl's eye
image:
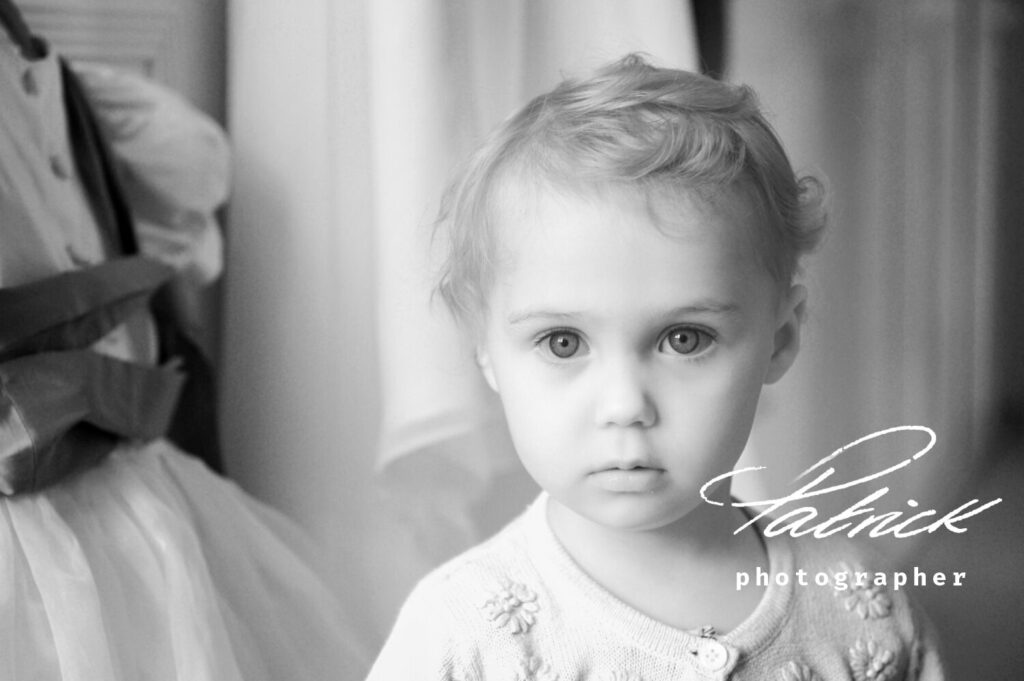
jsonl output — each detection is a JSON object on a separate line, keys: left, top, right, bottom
{"left": 660, "top": 326, "right": 714, "bottom": 356}
{"left": 543, "top": 331, "right": 583, "bottom": 359}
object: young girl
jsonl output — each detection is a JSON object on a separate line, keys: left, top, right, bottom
{"left": 367, "top": 56, "right": 943, "bottom": 680}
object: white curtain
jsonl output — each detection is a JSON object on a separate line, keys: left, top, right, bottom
{"left": 222, "top": 0, "right": 696, "bottom": 666}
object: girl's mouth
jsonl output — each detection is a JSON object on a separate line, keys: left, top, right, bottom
{"left": 589, "top": 467, "right": 665, "bottom": 493}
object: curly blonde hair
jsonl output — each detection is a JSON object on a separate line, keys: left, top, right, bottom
{"left": 435, "top": 54, "right": 827, "bottom": 330}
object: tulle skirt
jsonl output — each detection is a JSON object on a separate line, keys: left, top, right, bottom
{"left": 0, "top": 439, "right": 366, "bottom": 680}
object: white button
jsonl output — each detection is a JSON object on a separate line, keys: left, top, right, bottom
{"left": 697, "top": 640, "right": 728, "bottom": 671}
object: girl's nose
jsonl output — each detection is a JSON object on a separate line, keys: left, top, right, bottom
{"left": 593, "top": 359, "right": 657, "bottom": 428}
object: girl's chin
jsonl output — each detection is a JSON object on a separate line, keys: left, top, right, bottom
{"left": 553, "top": 493, "right": 701, "bottom": 534}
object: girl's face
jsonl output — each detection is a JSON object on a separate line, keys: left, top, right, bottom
{"left": 478, "top": 184, "right": 804, "bottom": 533}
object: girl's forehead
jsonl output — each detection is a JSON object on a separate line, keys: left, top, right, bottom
{"left": 491, "top": 183, "right": 771, "bottom": 301}
{"left": 488, "top": 176, "right": 763, "bottom": 259}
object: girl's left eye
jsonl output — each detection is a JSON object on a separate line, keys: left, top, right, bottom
{"left": 659, "top": 326, "right": 714, "bottom": 356}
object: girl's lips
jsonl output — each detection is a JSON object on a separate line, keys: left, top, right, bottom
{"left": 589, "top": 467, "right": 665, "bottom": 493}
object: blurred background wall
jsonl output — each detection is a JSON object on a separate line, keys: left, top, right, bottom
{"left": 214, "top": 0, "right": 1023, "bottom": 677}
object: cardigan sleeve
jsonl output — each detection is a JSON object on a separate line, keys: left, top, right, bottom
{"left": 366, "top": 579, "right": 469, "bottom": 681}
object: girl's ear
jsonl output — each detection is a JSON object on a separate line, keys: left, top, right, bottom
{"left": 764, "top": 284, "right": 807, "bottom": 385}
{"left": 476, "top": 348, "right": 499, "bottom": 392}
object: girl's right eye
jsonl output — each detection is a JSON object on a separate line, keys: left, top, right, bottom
{"left": 539, "top": 331, "right": 585, "bottom": 359}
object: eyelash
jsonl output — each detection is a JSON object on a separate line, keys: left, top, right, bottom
{"left": 533, "top": 325, "right": 717, "bottom": 361}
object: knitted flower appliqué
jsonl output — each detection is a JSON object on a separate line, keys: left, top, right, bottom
{"left": 848, "top": 638, "right": 898, "bottom": 681}
{"left": 840, "top": 584, "right": 892, "bottom": 620}
{"left": 778, "top": 660, "right": 822, "bottom": 681}
{"left": 832, "top": 562, "right": 892, "bottom": 620}
{"left": 482, "top": 579, "right": 540, "bottom": 634}
{"left": 515, "top": 655, "right": 559, "bottom": 681}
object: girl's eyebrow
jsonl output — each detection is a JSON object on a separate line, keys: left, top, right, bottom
{"left": 657, "top": 302, "right": 741, "bottom": 320}
{"left": 506, "top": 310, "right": 578, "bottom": 325}
{"left": 507, "top": 302, "right": 740, "bottom": 326}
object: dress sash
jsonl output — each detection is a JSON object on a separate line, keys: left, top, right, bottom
{"left": 0, "top": 257, "right": 184, "bottom": 494}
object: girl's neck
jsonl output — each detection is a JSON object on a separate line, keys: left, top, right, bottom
{"left": 546, "top": 493, "right": 768, "bottom": 633}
